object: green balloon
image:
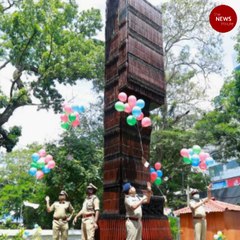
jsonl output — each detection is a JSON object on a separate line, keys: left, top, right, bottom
{"left": 36, "top": 163, "right": 45, "bottom": 169}
{"left": 183, "top": 157, "right": 192, "bottom": 164}
{"left": 192, "top": 145, "right": 201, "bottom": 154}
{"left": 115, "top": 101, "right": 125, "bottom": 112}
{"left": 126, "top": 115, "right": 137, "bottom": 126}
{"left": 154, "top": 177, "right": 162, "bottom": 186}
{"left": 31, "top": 162, "right": 38, "bottom": 168}
{"left": 61, "top": 122, "right": 70, "bottom": 130}
{"left": 69, "top": 113, "right": 76, "bottom": 122}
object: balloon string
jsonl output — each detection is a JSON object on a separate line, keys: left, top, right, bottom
{"left": 32, "top": 178, "right": 38, "bottom": 194}
{"left": 156, "top": 185, "right": 164, "bottom": 196}
{"left": 136, "top": 124, "right": 144, "bottom": 156}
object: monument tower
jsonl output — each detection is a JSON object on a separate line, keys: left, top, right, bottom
{"left": 98, "top": 0, "right": 172, "bottom": 239}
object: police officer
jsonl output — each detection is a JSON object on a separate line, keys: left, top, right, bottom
{"left": 73, "top": 183, "right": 100, "bottom": 240}
{"left": 189, "top": 184, "right": 212, "bottom": 240}
{"left": 123, "top": 182, "right": 152, "bottom": 240}
{"left": 45, "top": 190, "right": 74, "bottom": 240}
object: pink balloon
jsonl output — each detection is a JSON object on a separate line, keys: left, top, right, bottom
{"left": 45, "top": 154, "right": 53, "bottom": 163}
{"left": 118, "top": 92, "right": 128, "bottom": 102}
{"left": 155, "top": 162, "right": 162, "bottom": 170}
{"left": 36, "top": 170, "right": 44, "bottom": 180}
{"left": 128, "top": 95, "right": 137, "bottom": 107}
{"left": 150, "top": 172, "right": 157, "bottom": 182}
{"left": 39, "top": 149, "right": 46, "bottom": 157}
{"left": 124, "top": 103, "right": 132, "bottom": 113}
{"left": 60, "top": 114, "right": 68, "bottom": 123}
{"left": 141, "top": 117, "right": 152, "bottom": 127}
{"left": 199, "top": 152, "right": 208, "bottom": 162}
{"left": 180, "top": 148, "right": 189, "bottom": 157}
{"left": 64, "top": 105, "right": 73, "bottom": 114}
{"left": 47, "top": 160, "right": 56, "bottom": 169}
{"left": 137, "top": 113, "right": 144, "bottom": 121}
{"left": 204, "top": 153, "right": 210, "bottom": 159}
{"left": 72, "top": 119, "right": 80, "bottom": 127}
{"left": 199, "top": 162, "right": 207, "bottom": 170}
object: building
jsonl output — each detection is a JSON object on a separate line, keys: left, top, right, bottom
{"left": 208, "top": 159, "right": 240, "bottom": 204}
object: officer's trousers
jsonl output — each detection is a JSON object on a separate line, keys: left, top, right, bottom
{"left": 193, "top": 219, "right": 207, "bottom": 240}
{"left": 52, "top": 219, "right": 69, "bottom": 240}
{"left": 126, "top": 218, "right": 142, "bottom": 240}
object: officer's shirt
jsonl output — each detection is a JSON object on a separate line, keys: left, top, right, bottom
{"left": 49, "top": 201, "right": 74, "bottom": 219}
{"left": 81, "top": 195, "right": 100, "bottom": 215}
{"left": 189, "top": 199, "right": 206, "bottom": 218}
{"left": 125, "top": 195, "right": 143, "bottom": 219}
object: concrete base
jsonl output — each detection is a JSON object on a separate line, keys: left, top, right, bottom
{"left": 0, "top": 229, "right": 81, "bottom": 239}
{"left": 97, "top": 216, "right": 172, "bottom": 240}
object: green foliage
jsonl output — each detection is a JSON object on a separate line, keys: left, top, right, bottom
{"left": 195, "top": 72, "right": 240, "bottom": 161}
{"left": 169, "top": 216, "right": 179, "bottom": 240}
{"left": 0, "top": 228, "right": 25, "bottom": 239}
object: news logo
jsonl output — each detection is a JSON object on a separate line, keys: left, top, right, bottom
{"left": 209, "top": 5, "right": 237, "bottom": 33}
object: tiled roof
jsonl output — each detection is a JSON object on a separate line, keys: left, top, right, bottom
{"left": 174, "top": 198, "right": 240, "bottom": 216}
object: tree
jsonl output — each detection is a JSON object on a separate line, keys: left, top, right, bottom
{"left": 158, "top": 0, "right": 223, "bottom": 129}
{"left": 0, "top": 0, "right": 104, "bottom": 151}
{"left": 150, "top": 0, "right": 222, "bottom": 208}
{"left": 195, "top": 71, "right": 240, "bottom": 162}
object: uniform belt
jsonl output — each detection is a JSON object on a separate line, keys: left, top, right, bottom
{"left": 82, "top": 214, "right": 95, "bottom": 218}
{"left": 127, "top": 217, "right": 140, "bottom": 222}
{"left": 193, "top": 216, "right": 206, "bottom": 220}
{"left": 54, "top": 217, "right": 67, "bottom": 221}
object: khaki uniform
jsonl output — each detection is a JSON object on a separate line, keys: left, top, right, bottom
{"left": 49, "top": 201, "right": 74, "bottom": 240}
{"left": 80, "top": 195, "right": 100, "bottom": 240}
{"left": 125, "top": 195, "right": 143, "bottom": 240}
{"left": 189, "top": 199, "right": 207, "bottom": 240}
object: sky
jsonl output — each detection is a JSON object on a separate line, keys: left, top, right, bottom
{"left": 0, "top": 0, "right": 240, "bottom": 150}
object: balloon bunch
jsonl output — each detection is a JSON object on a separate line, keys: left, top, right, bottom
{"left": 213, "top": 231, "right": 225, "bottom": 240}
{"left": 28, "top": 149, "right": 56, "bottom": 180}
{"left": 180, "top": 145, "right": 215, "bottom": 170}
{"left": 150, "top": 162, "right": 163, "bottom": 186}
{"left": 60, "top": 103, "right": 85, "bottom": 130}
{"left": 115, "top": 92, "right": 152, "bottom": 127}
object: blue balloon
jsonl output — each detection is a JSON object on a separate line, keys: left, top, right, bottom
{"left": 132, "top": 106, "right": 142, "bottom": 117}
{"left": 136, "top": 99, "right": 145, "bottom": 109}
{"left": 78, "top": 106, "right": 85, "bottom": 113}
{"left": 157, "top": 170, "right": 163, "bottom": 177}
{"left": 32, "top": 153, "right": 40, "bottom": 162}
{"left": 206, "top": 157, "right": 215, "bottom": 166}
{"left": 72, "top": 105, "right": 85, "bottom": 113}
{"left": 29, "top": 167, "right": 37, "bottom": 176}
{"left": 150, "top": 167, "right": 155, "bottom": 173}
{"left": 72, "top": 105, "right": 79, "bottom": 112}
{"left": 188, "top": 148, "right": 194, "bottom": 156}
{"left": 42, "top": 166, "right": 51, "bottom": 174}
{"left": 191, "top": 155, "right": 200, "bottom": 167}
